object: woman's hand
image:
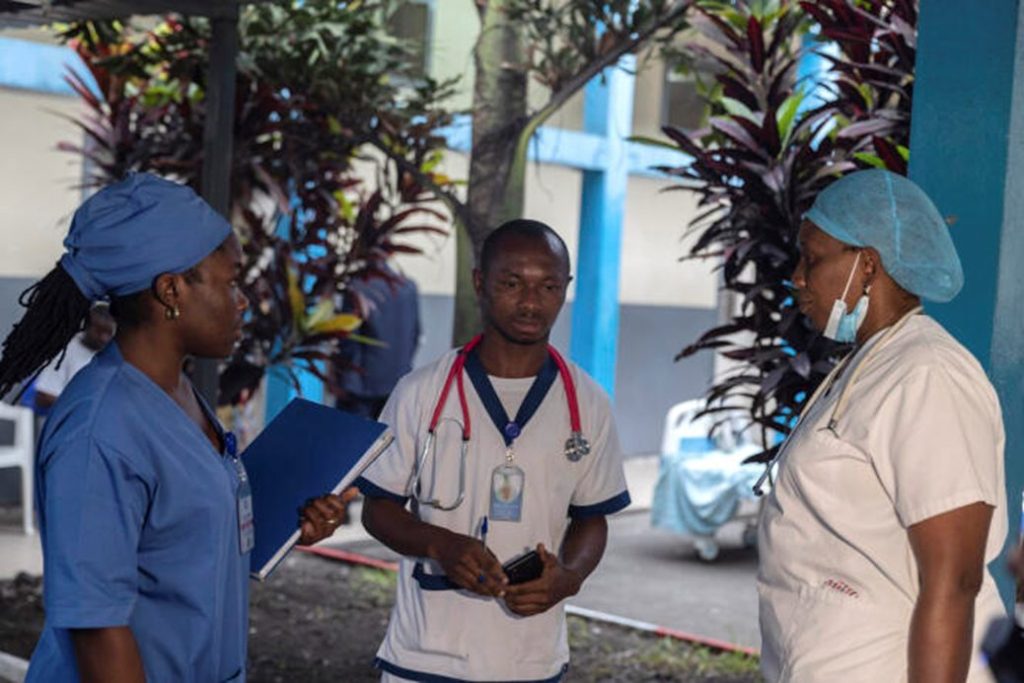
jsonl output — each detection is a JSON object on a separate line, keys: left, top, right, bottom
{"left": 297, "top": 488, "right": 359, "bottom": 545}
{"left": 907, "top": 501, "right": 993, "bottom": 683}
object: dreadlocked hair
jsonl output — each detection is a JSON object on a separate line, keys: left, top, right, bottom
{"left": 0, "top": 266, "right": 91, "bottom": 398}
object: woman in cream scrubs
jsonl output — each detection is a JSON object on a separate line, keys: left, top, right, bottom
{"left": 758, "top": 169, "right": 1007, "bottom": 683}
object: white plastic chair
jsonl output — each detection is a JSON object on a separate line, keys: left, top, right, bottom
{"left": 0, "top": 402, "right": 35, "bottom": 535}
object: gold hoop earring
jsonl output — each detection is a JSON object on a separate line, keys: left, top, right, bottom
{"left": 164, "top": 305, "right": 180, "bottom": 321}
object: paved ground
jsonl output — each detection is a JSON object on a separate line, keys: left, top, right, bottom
{"left": 0, "top": 454, "right": 761, "bottom": 651}
{"left": 576, "top": 511, "right": 760, "bottom": 649}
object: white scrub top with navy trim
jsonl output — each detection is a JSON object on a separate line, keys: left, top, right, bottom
{"left": 757, "top": 315, "right": 1007, "bottom": 683}
{"left": 358, "top": 348, "right": 630, "bottom": 682}
{"left": 26, "top": 342, "right": 251, "bottom": 683}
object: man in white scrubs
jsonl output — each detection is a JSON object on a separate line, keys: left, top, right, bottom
{"left": 357, "top": 219, "right": 630, "bottom": 682}
{"left": 758, "top": 169, "right": 1006, "bottom": 682}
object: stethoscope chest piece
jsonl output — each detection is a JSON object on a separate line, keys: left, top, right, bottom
{"left": 565, "top": 431, "right": 590, "bottom": 462}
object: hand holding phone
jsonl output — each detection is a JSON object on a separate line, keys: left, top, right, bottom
{"left": 501, "top": 550, "right": 544, "bottom": 585}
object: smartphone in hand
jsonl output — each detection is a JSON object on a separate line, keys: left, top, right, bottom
{"left": 502, "top": 550, "right": 544, "bottom": 585}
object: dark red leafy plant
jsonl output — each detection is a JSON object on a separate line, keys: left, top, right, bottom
{"left": 660, "top": 0, "right": 916, "bottom": 459}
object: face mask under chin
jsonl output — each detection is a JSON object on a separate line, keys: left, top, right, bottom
{"left": 821, "top": 251, "right": 869, "bottom": 343}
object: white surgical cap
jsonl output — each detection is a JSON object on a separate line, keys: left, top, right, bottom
{"left": 804, "top": 169, "right": 963, "bottom": 302}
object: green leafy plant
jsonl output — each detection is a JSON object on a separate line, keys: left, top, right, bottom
{"left": 56, "top": 1, "right": 456, "bottom": 405}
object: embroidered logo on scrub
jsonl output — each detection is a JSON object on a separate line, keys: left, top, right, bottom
{"left": 823, "top": 578, "right": 860, "bottom": 598}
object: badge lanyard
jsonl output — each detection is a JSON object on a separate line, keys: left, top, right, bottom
{"left": 463, "top": 349, "right": 559, "bottom": 522}
{"left": 224, "top": 431, "right": 254, "bottom": 555}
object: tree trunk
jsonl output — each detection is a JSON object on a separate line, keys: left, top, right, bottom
{"left": 453, "top": 0, "right": 529, "bottom": 345}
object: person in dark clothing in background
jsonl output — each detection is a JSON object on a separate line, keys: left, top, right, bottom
{"left": 336, "top": 263, "right": 420, "bottom": 419}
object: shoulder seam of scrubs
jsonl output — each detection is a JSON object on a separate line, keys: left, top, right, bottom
{"left": 355, "top": 476, "right": 409, "bottom": 505}
{"left": 374, "top": 656, "right": 568, "bottom": 682}
{"left": 568, "top": 490, "right": 631, "bottom": 518}
{"left": 73, "top": 364, "right": 129, "bottom": 453}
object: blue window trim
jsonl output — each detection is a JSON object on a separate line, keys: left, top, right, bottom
{"left": 374, "top": 657, "right": 568, "bottom": 683}
{"left": 355, "top": 476, "right": 409, "bottom": 506}
{"left": 0, "top": 35, "right": 688, "bottom": 179}
{"left": 439, "top": 114, "right": 688, "bottom": 179}
{"left": 568, "top": 490, "right": 631, "bottom": 519}
{"left": 0, "top": 37, "right": 99, "bottom": 98}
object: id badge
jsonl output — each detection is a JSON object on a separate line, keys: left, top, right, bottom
{"left": 234, "top": 459, "right": 255, "bottom": 555}
{"left": 489, "top": 463, "right": 525, "bottom": 522}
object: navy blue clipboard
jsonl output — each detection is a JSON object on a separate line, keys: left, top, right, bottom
{"left": 244, "top": 398, "right": 393, "bottom": 580}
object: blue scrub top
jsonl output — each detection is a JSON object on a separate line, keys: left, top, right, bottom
{"left": 26, "top": 343, "right": 251, "bottom": 683}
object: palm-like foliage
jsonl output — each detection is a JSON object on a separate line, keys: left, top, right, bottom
{"left": 663, "top": 0, "right": 916, "bottom": 459}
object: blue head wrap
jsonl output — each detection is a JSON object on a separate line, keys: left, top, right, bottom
{"left": 59, "top": 173, "right": 233, "bottom": 300}
{"left": 803, "top": 169, "right": 964, "bottom": 302}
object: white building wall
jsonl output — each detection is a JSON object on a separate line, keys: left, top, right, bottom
{"left": 0, "top": 86, "right": 83, "bottom": 279}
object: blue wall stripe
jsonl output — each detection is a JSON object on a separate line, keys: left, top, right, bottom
{"left": 0, "top": 36, "right": 98, "bottom": 98}
{"left": 0, "top": 36, "right": 688, "bottom": 176}
{"left": 439, "top": 114, "right": 690, "bottom": 179}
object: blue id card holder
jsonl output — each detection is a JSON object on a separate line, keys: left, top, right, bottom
{"left": 226, "top": 432, "right": 255, "bottom": 555}
{"left": 489, "top": 463, "right": 524, "bottom": 522}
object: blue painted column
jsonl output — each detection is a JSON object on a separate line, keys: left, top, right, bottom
{"left": 264, "top": 207, "right": 326, "bottom": 421}
{"left": 570, "top": 55, "right": 636, "bottom": 397}
{"left": 909, "top": 0, "right": 1024, "bottom": 605}
{"left": 265, "top": 362, "right": 326, "bottom": 420}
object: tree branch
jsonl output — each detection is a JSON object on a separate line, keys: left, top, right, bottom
{"left": 367, "top": 134, "right": 473, "bottom": 230}
{"left": 527, "top": 0, "right": 694, "bottom": 131}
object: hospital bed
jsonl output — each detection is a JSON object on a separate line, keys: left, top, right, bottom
{"left": 650, "top": 399, "right": 764, "bottom": 561}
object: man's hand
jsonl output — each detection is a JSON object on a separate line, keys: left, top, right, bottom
{"left": 297, "top": 488, "right": 359, "bottom": 545}
{"left": 431, "top": 530, "right": 508, "bottom": 597}
{"left": 503, "top": 543, "right": 582, "bottom": 617}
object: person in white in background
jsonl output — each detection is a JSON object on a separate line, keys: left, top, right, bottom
{"left": 33, "top": 303, "right": 115, "bottom": 411}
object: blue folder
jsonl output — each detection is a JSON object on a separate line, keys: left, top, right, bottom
{"left": 243, "top": 398, "right": 393, "bottom": 580}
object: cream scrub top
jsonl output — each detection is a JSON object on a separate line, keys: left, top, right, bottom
{"left": 757, "top": 314, "right": 1007, "bottom": 683}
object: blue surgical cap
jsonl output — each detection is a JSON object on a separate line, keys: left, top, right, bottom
{"left": 803, "top": 169, "right": 963, "bottom": 302}
{"left": 59, "top": 173, "right": 232, "bottom": 301}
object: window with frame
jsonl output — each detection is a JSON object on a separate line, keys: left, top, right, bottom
{"left": 387, "top": 0, "right": 432, "bottom": 78}
{"left": 661, "top": 63, "right": 706, "bottom": 132}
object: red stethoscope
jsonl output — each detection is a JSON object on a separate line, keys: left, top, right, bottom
{"left": 409, "top": 334, "right": 590, "bottom": 511}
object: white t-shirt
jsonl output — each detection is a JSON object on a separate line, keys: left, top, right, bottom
{"left": 758, "top": 315, "right": 1007, "bottom": 683}
{"left": 359, "top": 348, "right": 630, "bottom": 682}
{"left": 35, "top": 334, "right": 99, "bottom": 399}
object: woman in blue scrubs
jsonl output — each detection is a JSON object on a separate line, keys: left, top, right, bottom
{"left": 0, "top": 173, "right": 348, "bottom": 683}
